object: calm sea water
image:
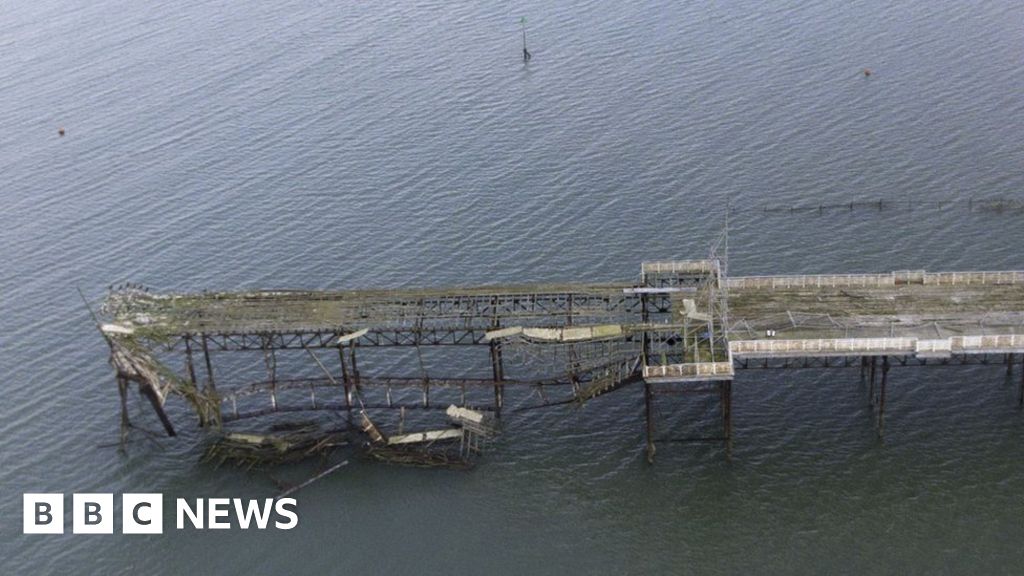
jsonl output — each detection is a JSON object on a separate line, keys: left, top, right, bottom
{"left": 3, "top": 0, "right": 1024, "bottom": 573}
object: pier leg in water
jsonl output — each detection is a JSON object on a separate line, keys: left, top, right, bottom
{"left": 490, "top": 341, "right": 504, "bottom": 416}
{"left": 118, "top": 375, "right": 130, "bottom": 448}
{"left": 1008, "top": 353, "right": 1015, "bottom": 377}
{"left": 721, "top": 380, "right": 733, "bottom": 457}
{"left": 868, "top": 356, "right": 877, "bottom": 406}
{"left": 184, "top": 339, "right": 204, "bottom": 426}
{"left": 349, "top": 343, "right": 361, "bottom": 396}
{"left": 184, "top": 337, "right": 198, "bottom": 388}
{"left": 490, "top": 298, "right": 505, "bottom": 416}
{"left": 201, "top": 333, "right": 216, "bottom": 396}
{"left": 644, "top": 381, "right": 656, "bottom": 464}
{"left": 337, "top": 345, "right": 351, "bottom": 415}
{"left": 490, "top": 319, "right": 505, "bottom": 416}
{"left": 1019, "top": 354, "right": 1024, "bottom": 408}
{"left": 877, "top": 356, "right": 889, "bottom": 437}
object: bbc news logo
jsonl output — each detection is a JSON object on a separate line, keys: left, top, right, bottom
{"left": 23, "top": 494, "right": 298, "bottom": 534}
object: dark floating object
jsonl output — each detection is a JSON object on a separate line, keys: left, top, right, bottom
{"left": 863, "top": 68, "right": 872, "bottom": 77}
{"left": 58, "top": 127, "right": 65, "bottom": 136}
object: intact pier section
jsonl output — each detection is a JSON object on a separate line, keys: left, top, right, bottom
{"left": 97, "top": 262, "right": 1024, "bottom": 465}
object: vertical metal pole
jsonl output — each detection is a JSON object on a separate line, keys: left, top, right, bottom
{"left": 264, "top": 345, "right": 277, "bottom": 410}
{"left": 348, "top": 343, "right": 361, "bottom": 419}
{"left": 1007, "top": 353, "right": 1014, "bottom": 377}
{"left": 868, "top": 356, "right": 877, "bottom": 406}
{"left": 565, "top": 295, "right": 581, "bottom": 397}
{"left": 184, "top": 336, "right": 204, "bottom": 426}
{"left": 723, "top": 380, "right": 733, "bottom": 456}
{"left": 878, "top": 356, "right": 889, "bottom": 437}
{"left": 200, "top": 333, "right": 216, "bottom": 394}
{"left": 349, "top": 344, "right": 360, "bottom": 387}
{"left": 640, "top": 294, "right": 650, "bottom": 364}
{"left": 184, "top": 336, "right": 198, "bottom": 387}
{"left": 338, "top": 345, "right": 351, "bottom": 411}
{"left": 490, "top": 340, "right": 504, "bottom": 416}
{"left": 644, "top": 381, "right": 656, "bottom": 464}
{"left": 490, "top": 298, "right": 504, "bottom": 417}
{"left": 1019, "top": 354, "right": 1023, "bottom": 408}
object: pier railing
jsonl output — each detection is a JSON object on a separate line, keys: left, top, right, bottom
{"left": 728, "top": 270, "right": 1024, "bottom": 290}
{"left": 730, "top": 337, "right": 916, "bottom": 357}
{"left": 731, "top": 335, "right": 1024, "bottom": 358}
{"left": 954, "top": 334, "right": 1024, "bottom": 352}
{"left": 727, "top": 274, "right": 895, "bottom": 290}
{"left": 641, "top": 260, "right": 718, "bottom": 275}
{"left": 642, "top": 361, "right": 735, "bottom": 382}
{"left": 922, "top": 271, "right": 1024, "bottom": 285}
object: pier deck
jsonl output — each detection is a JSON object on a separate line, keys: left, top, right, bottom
{"left": 728, "top": 279, "right": 1024, "bottom": 354}
{"left": 96, "top": 262, "right": 1024, "bottom": 463}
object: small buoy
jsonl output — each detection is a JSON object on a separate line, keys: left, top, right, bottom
{"left": 862, "top": 68, "right": 872, "bottom": 77}
{"left": 58, "top": 127, "right": 65, "bottom": 136}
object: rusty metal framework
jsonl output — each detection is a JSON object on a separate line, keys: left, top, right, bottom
{"left": 94, "top": 260, "right": 1024, "bottom": 465}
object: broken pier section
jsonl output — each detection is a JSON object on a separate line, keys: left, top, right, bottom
{"left": 97, "top": 263, "right": 1024, "bottom": 464}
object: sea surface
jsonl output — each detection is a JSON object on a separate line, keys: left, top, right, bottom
{"left": 2, "top": 0, "right": 1024, "bottom": 573}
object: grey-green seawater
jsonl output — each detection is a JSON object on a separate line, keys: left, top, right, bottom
{"left": 2, "top": 0, "right": 1024, "bottom": 573}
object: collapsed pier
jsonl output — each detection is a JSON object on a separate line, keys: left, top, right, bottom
{"left": 97, "top": 261, "right": 1024, "bottom": 464}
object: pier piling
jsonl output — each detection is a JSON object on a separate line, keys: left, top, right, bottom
{"left": 200, "top": 334, "right": 216, "bottom": 395}
{"left": 868, "top": 356, "right": 877, "bottom": 406}
{"left": 644, "top": 381, "right": 656, "bottom": 464}
{"left": 877, "top": 356, "right": 889, "bottom": 437}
